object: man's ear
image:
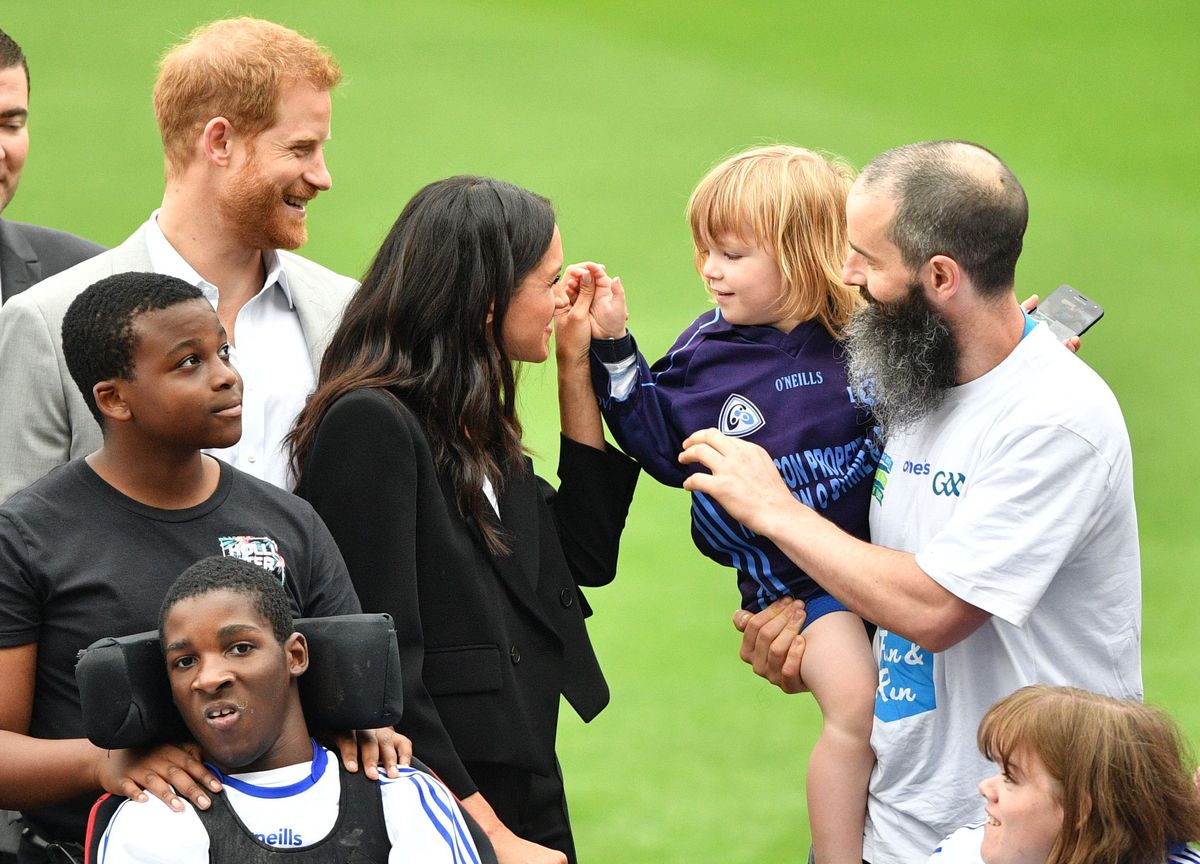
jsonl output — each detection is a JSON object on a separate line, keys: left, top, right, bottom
{"left": 285, "top": 632, "right": 309, "bottom": 678}
{"left": 202, "top": 117, "right": 235, "bottom": 167}
{"left": 927, "top": 254, "right": 962, "bottom": 305}
{"left": 93, "top": 379, "right": 132, "bottom": 424}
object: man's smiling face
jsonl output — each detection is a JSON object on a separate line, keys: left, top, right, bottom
{"left": 0, "top": 64, "right": 30, "bottom": 214}
{"left": 217, "top": 81, "right": 332, "bottom": 251}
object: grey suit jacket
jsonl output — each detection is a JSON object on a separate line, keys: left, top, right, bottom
{"left": 0, "top": 217, "right": 104, "bottom": 303}
{"left": 0, "top": 224, "right": 355, "bottom": 501}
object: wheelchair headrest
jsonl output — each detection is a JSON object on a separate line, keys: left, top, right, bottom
{"left": 75, "top": 613, "right": 403, "bottom": 749}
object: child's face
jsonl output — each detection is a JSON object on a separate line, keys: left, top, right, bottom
{"left": 978, "top": 747, "right": 1064, "bottom": 864}
{"left": 117, "top": 298, "right": 243, "bottom": 450}
{"left": 163, "top": 588, "right": 309, "bottom": 773}
{"left": 698, "top": 233, "right": 797, "bottom": 332}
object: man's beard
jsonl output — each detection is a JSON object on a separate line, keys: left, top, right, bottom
{"left": 844, "top": 280, "right": 959, "bottom": 439}
{"left": 217, "top": 152, "right": 314, "bottom": 252}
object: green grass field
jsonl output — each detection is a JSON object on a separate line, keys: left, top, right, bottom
{"left": 4, "top": 2, "right": 1197, "bottom": 860}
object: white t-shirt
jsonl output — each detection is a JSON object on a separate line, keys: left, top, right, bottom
{"left": 95, "top": 746, "right": 480, "bottom": 863}
{"left": 863, "top": 324, "right": 1142, "bottom": 864}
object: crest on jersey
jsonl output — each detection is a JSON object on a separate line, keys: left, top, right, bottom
{"left": 718, "top": 394, "right": 765, "bottom": 438}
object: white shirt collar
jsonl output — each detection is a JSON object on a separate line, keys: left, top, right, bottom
{"left": 143, "top": 209, "right": 294, "bottom": 308}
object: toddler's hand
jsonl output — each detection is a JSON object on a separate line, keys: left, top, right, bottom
{"left": 588, "top": 265, "right": 628, "bottom": 340}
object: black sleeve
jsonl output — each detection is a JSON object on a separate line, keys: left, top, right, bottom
{"left": 296, "top": 506, "right": 362, "bottom": 618}
{"left": 298, "top": 390, "right": 478, "bottom": 798}
{"left": 546, "top": 435, "right": 639, "bottom": 589}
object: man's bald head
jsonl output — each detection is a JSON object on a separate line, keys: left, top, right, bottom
{"left": 152, "top": 17, "right": 341, "bottom": 178}
{"left": 856, "top": 140, "right": 1028, "bottom": 295}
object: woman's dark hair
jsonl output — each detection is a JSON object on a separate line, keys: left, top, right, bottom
{"left": 288, "top": 175, "right": 555, "bottom": 554}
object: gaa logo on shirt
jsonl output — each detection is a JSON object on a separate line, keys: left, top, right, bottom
{"left": 718, "top": 393, "right": 765, "bottom": 438}
{"left": 219, "top": 535, "right": 287, "bottom": 582}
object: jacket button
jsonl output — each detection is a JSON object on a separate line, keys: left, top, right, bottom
{"left": 509, "top": 644, "right": 521, "bottom": 665}
{"left": 559, "top": 588, "right": 574, "bottom": 608}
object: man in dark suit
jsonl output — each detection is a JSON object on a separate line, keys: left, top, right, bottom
{"left": 0, "top": 28, "right": 102, "bottom": 864}
{"left": 0, "top": 28, "right": 103, "bottom": 304}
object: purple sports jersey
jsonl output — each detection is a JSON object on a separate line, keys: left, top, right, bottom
{"left": 591, "top": 310, "right": 880, "bottom": 611}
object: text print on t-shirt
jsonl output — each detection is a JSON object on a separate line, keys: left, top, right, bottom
{"left": 219, "top": 535, "right": 287, "bottom": 582}
{"left": 875, "top": 629, "right": 935, "bottom": 722}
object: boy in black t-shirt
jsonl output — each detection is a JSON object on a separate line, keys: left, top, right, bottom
{"left": 0, "top": 273, "right": 401, "bottom": 861}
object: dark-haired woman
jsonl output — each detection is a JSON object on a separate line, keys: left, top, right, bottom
{"left": 288, "top": 176, "right": 638, "bottom": 864}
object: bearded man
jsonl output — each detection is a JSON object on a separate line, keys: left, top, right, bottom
{"left": 679, "top": 140, "right": 1141, "bottom": 864}
{"left": 0, "top": 18, "right": 354, "bottom": 499}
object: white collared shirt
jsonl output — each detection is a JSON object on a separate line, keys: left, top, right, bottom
{"left": 144, "top": 211, "right": 314, "bottom": 489}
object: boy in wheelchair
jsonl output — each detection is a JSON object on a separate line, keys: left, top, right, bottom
{"left": 88, "top": 557, "right": 484, "bottom": 863}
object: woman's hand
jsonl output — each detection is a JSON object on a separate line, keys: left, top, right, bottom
{"left": 556, "top": 263, "right": 607, "bottom": 449}
{"left": 556, "top": 264, "right": 600, "bottom": 369}
{"left": 561, "top": 262, "right": 627, "bottom": 340}
{"left": 95, "top": 742, "right": 221, "bottom": 812}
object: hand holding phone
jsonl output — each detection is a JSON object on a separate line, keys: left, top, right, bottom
{"left": 1029, "top": 284, "right": 1104, "bottom": 341}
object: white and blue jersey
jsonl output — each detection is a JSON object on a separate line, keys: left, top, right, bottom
{"left": 591, "top": 310, "right": 880, "bottom": 614}
{"left": 928, "top": 824, "right": 1199, "bottom": 864}
{"left": 95, "top": 743, "right": 480, "bottom": 863}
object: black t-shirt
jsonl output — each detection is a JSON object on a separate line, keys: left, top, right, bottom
{"left": 0, "top": 458, "right": 361, "bottom": 842}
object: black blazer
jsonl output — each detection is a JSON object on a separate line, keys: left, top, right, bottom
{"left": 296, "top": 388, "right": 638, "bottom": 798}
{"left": 0, "top": 218, "right": 103, "bottom": 302}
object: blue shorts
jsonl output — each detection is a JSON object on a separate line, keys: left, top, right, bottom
{"left": 799, "top": 592, "right": 848, "bottom": 632}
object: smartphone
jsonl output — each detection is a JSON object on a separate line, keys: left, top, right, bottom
{"left": 1029, "top": 284, "right": 1104, "bottom": 341}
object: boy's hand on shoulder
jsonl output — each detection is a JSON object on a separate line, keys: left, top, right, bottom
{"left": 96, "top": 742, "right": 221, "bottom": 812}
{"left": 334, "top": 726, "right": 413, "bottom": 779}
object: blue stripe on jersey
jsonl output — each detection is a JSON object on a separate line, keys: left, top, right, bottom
{"left": 691, "top": 508, "right": 775, "bottom": 610}
{"left": 1170, "top": 843, "right": 1200, "bottom": 864}
{"left": 98, "top": 797, "right": 138, "bottom": 863}
{"left": 691, "top": 504, "right": 752, "bottom": 576}
{"left": 394, "top": 770, "right": 481, "bottom": 864}
{"left": 645, "top": 309, "right": 723, "bottom": 387}
{"left": 693, "top": 492, "right": 788, "bottom": 601}
{"left": 691, "top": 500, "right": 774, "bottom": 608}
{"left": 208, "top": 739, "right": 327, "bottom": 798}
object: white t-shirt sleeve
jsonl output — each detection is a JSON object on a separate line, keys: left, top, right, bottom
{"left": 916, "top": 421, "right": 1114, "bottom": 627}
{"left": 381, "top": 768, "right": 482, "bottom": 863}
{"left": 95, "top": 796, "right": 209, "bottom": 863}
{"left": 928, "top": 825, "right": 985, "bottom": 864}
